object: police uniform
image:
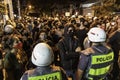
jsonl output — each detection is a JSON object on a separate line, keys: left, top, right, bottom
{"left": 20, "top": 66, "right": 68, "bottom": 80}
{"left": 78, "top": 45, "right": 114, "bottom": 80}
{"left": 20, "top": 43, "right": 68, "bottom": 80}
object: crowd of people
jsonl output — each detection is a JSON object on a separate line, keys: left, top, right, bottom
{"left": 0, "top": 14, "right": 120, "bottom": 80}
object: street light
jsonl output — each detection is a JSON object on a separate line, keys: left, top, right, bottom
{"left": 4, "top": 0, "right": 14, "bottom": 20}
{"left": 28, "top": 5, "right": 32, "bottom": 9}
{"left": 24, "top": 5, "right": 32, "bottom": 16}
{"left": 18, "top": 0, "right": 21, "bottom": 19}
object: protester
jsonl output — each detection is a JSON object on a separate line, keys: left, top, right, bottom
{"left": 58, "top": 23, "right": 81, "bottom": 80}
{"left": 0, "top": 45, "right": 3, "bottom": 80}
{"left": 2, "top": 24, "right": 25, "bottom": 80}
{"left": 107, "top": 16, "right": 120, "bottom": 80}
{"left": 75, "top": 18, "right": 89, "bottom": 50}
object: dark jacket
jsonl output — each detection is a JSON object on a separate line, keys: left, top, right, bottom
{"left": 58, "top": 24, "right": 80, "bottom": 71}
{"left": 108, "top": 31, "right": 120, "bottom": 62}
{"left": 75, "top": 28, "right": 88, "bottom": 50}
{"left": 4, "top": 52, "right": 22, "bottom": 80}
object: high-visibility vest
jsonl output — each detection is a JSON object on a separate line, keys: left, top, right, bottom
{"left": 28, "top": 71, "right": 62, "bottom": 80}
{"left": 87, "top": 48, "right": 114, "bottom": 80}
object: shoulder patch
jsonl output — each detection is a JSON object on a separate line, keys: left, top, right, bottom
{"left": 27, "top": 69, "right": 35, "bottom": 75}
{"left": 81, "top": 48, "right": 95, "bottom": 55}
{"left": 52, "top": 65, "right": 61, "bottom": 71}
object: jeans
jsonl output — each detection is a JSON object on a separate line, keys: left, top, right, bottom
{"left": 66, "top": 70, "right": 76, "bottom": 80}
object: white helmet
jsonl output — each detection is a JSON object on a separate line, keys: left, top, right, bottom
{"left": 4, "top": 25, "right": 14, "bottom": 33}
{"left": 87, "top": 27, "right": 106, "bottom": 42}
{"left": 31, "top": 43, "right": 54, "bottom": 66}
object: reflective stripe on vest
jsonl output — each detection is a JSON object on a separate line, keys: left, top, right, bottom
{"left": 88, "top": 77, "right": 103, "bottom": 80}
{"left": 89, "top": 65, "right": 110, "bottom": 76}
{"left": 88, "top": 51, "right": 114, "bottom": 79}
{"left": 91, "top": 52, "right": 114, "bottom": 65}
{"left": 28, "top": 72, "right": 62, "bottom": 80}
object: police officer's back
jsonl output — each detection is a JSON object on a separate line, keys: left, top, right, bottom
{"left": 76, "top": 27, "right": 114, "bottom": 80}
{"left": 20, "top": 43, "right": 68, "bottom": 80}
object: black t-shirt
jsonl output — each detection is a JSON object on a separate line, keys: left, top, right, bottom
{"left": 108, "top": 31, "right": 120, "bottom": 49}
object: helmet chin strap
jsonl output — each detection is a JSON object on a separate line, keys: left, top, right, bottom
{"left": 32, "top": 52, "right": 37, "bottom": 60}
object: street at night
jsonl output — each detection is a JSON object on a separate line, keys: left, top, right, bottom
{"left": 0, "top": 0, "right": 120, "bottom": 80}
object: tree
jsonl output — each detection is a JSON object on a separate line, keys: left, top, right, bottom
{"left": 0, "top": 2, "right": 5, "bottom": 14}
{"left": 92, "top": 0, "right": 120, "bottom": 17}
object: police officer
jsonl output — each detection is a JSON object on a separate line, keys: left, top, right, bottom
{"left": 2, "top": 25, "right": 23, "bottom": 80}
{"left": 20, "top": 43, "right": 68, "bottom": 80}
{"left": 76, "top": 27, "right": 114, "bottom": 80}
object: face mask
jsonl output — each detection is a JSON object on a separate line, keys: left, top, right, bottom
{"left": 13, "top": 42, "right": 23, "bottom": 49}
{"left": 13, "top": 37, "right": 23, "bottom": 49}
{"left": 67, "top": 29, "right": 74, "bottom": 37}
{"left": 39, "top": 33, "right": 47, "bottom": 40}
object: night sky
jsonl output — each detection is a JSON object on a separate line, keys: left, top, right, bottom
{"left": 23, "top": 0, "right": 87, "bottom": 5}
{"left": 12, "top": 0, "right": 87, "bottom": 15}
